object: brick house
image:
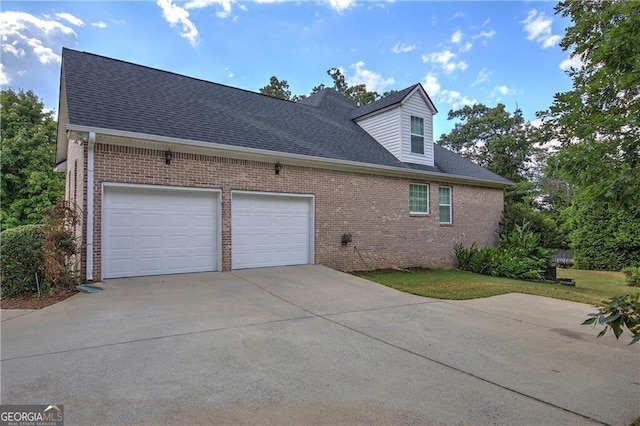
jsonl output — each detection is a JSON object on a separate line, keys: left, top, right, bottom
{"left": 55, "top": 48, "right": 511, "bottom": 281}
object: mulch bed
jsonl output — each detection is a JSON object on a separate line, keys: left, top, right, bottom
{"left": 1, "top": 288, "right": 78, "bottom": 310}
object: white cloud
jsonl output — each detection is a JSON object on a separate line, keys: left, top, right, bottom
{"left": 0, "top": 11, "right": 77, "bottom": 67}
{"left": 439, "top": 89, "right": 477, "bottom": 110}
{"left": 493, "top": 85, "right": 509, "bottom": 96}
{"left": 482, "top": 18, "right": 490, "bottom": 27}
{"left": 0, "top": 63, "right": 10, "bottom": 85}
{"left": 459, "top": 41, "right": 473, "bottom": 52}
{"left": 348, "top": 61, "right": 394, "bottom": 93}
{"left": 423, "top": 73, "right": 440, "bottom": 96}
{"left": 471, "top": 68, "right": 492, "bottom": 86}
{"left": 521, "top": 9, "right": 561, "bottom": 49}
{"left": 422, "top": 49, "right": 467, "bottom": 74}
{"left": 471, "top": 30, "right": 496, "bottom": 41}
{"left": 449, "top": 11, "right": 464, "bottom": 20}
{"left": 92, "top": 21, "right": 107, "bottom": 29}
{"left": 2, "top": 43, "right": 25, "bottom": 58}
{"left": 450, "top": 29, "right": 463, "bottom": 44}
{"left": 225, "top": 67, "right": 234, "bottom": 78}
{"left": 559, "top": 52, "right": 584, "bottom": 71}
{"left": 157, "top": 0, "right": 199, "bottom": 45}
{"left": 391, "top": 42, "right": 416, "bottom": 54}
{"left": 328, "top": 0, "right": 356, "bottom": 12}
{"left": 185, "top": 0, "right": 233, "bottom": 18}
{"left": 55, "top": 12, "right": 84, "bottom": 27}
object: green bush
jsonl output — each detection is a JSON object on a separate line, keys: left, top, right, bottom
{"left": 566, "top": 201, "right": 640, "bottom": 270}
{"left": 1, "top": 224, "right": 45, "bottom": 297}
{"left": 455, "top": 222, "right": 549, "bottom": 280}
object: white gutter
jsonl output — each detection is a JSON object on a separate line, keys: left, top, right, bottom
{"left": 86, "top": 132, "right": 95, "bottom": 281}
{"left": 65, "top": 124, "right": 512, "bottom": 188}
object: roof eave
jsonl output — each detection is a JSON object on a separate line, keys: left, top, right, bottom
{"left": 66, "top": 124, "right": 512, "bottom": 188}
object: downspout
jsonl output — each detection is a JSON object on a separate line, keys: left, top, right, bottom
{"left": 86, "top": 132, "right": 96, "bottom": 281}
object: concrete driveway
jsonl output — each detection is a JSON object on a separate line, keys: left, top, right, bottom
{"left": 1, "top": 265, "right": 638, "bottom": 425}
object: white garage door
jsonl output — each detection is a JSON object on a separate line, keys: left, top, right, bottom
{"left": 232, "top": 192, "right": 313, "bottom": 269}
{"left": 103, "top": 185, "right": 219, "bottom": 278}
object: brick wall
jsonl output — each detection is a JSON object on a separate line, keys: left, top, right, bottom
{"left": 86, "top": 136, "right": 503, "bottom": 280}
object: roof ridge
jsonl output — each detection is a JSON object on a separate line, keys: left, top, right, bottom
{"left": 61, "top": 47, "right": 299, "bottom": 105}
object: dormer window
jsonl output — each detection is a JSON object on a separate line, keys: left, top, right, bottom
{"left": 410, "top": 116, "right": 424, "bottom": 154}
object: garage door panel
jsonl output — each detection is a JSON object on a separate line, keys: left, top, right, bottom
{"left": 139, "top": 235, "right": 162, "bottom": 249}
{"left": 232, "top": 193, "right": 312, "bottom": 269}
{"left": 103, "top": 186, "right": 218, "bottom": 278}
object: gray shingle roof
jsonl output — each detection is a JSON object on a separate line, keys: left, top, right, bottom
{"left": 61, "top": 48, "right": 511, "bottom": 186}
{"left": 350, "top": 84, "right": 417, "bottom": 120}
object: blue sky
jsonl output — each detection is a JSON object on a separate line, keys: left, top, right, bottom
{"left": 1, "top": 1, "right": 579, "bottom": 137}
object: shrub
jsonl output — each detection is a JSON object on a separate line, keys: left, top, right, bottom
{"left": 566, "top": 201, "right": 640, "bottom": 270}
{"left": 0, "top": 224, "right": 45, "bottom": 297}
{"left": 41, "top": 201, "right": 82, "bottom": 289}
{"left": 622, "top": 267, "right": 640, "bottom": 287}
{"left": 583, "top": 293, "right": 640, "bottom": 344}
{"left": 455, "top": 222, "right": 549, "bottom": 280}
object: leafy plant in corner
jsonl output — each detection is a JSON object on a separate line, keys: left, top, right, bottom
{"left": 41, "top": 200, "right": 82, "bottom": 289}
{"left": 622, "top": 267, "right": 640, "bottom": 287}
{"left": 454, "top": 222, "right": 548, "bottom": 280}
{"left": 583, "top": 294, "right": 640, "bottom": 344}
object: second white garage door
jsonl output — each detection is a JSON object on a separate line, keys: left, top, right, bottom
{"left": 232, "top": 192, "right": 313, "bottom": 269}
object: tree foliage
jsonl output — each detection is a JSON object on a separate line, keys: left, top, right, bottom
{"left": 1, "top": 89, "right": 64, "bottom": 230}
{"left": 539, "top": 0, "right": 640, "bottom": 209}
{"left": 564, "top": 198, "right": 640, "bottom": 270}
{"left": 262, "top": 68, "right": 381, "bottom": 105}
{"left": 438, "top": 103, "right": 540, "bottom": 183}
{"left": 259, "top": 76, "right": 293, "bottom": 100}
{"left": 583, "top": 293, "right": 640, "bottom": 345}
{"left": 502, "top": 181, "right": 568, "bottom": 249}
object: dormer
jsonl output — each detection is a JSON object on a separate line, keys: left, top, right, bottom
{"left": 351, "top": 84, "right": 438, "bottom": 167}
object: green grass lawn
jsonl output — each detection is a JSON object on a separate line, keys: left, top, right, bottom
{"left": 359, "top": 268, "right": 633, "bottom": 306}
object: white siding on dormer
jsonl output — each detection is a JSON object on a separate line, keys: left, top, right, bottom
{"left": 356, "top": 108, "right": 402, "bottom": 159}
{"left": 401, "top": 91, "right": 434, "bottom": 166}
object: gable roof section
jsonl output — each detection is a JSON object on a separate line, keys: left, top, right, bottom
{"left": 350, "top": 84, "right": 437, "bottom": 120}
{"left": 59, "top": 48, "right": 511, "bottom": 187}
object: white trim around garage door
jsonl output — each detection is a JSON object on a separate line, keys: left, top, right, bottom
{"left": 101, "top": 183, "right": 222, "bottom": 279}
{"left": 231, "top": 190, "right": 315, "bottom": 269}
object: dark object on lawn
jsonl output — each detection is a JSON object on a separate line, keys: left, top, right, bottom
{"left": 543, "top": 266, "right": 557, "bottom": 281}
{"left": 76, "top": 284, "right": 103, "bottom": 293}
{"left": 555, "top": 278, "right": 575, "bottom": 286}
{"left": 551, "top": 249, "right": 574, "bottom": 268}
{"left": 556, "top": 257, "right": 574, "bottom": 267}
{"left": 544, "top": 261, "right": 575, "bottom": 286}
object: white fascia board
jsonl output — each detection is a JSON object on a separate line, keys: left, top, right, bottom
{"left": 65, "top": 124, "right": 511, "bottom": 188}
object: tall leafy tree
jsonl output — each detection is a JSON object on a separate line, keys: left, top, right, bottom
{"left": 438, "top": 103, "right": 539, "bottom": 182}
{"left": 1, "top": 89, "right": 64, "bottom": 230}
{"left": 312, "top": 68, "right": 380, "bottom": 105}
{"left": 262, "top": 68, "right": 384, "bottom": 106}
{"left": 259, "top": 76, "right": 293, "bottom": 100}
{"left": 538, "top": 0, "right": 640, "bottom": 209}
{"left": 438, "top": 103, "right": 566, "bottom": 247}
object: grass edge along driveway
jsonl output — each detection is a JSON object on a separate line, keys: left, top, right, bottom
{"left": 358, "top": 268, "right": 630, "bottom": 306}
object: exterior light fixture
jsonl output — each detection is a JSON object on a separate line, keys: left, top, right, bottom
{"left": 274, "top": 162, "right": 281, "bottom": 175}
{"left": 165, "top": 149, "right": 173, "bottom": 165}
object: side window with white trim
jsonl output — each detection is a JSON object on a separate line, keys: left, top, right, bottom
{"left": 439, "top": 186, "right": 452, "bottom": 224}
